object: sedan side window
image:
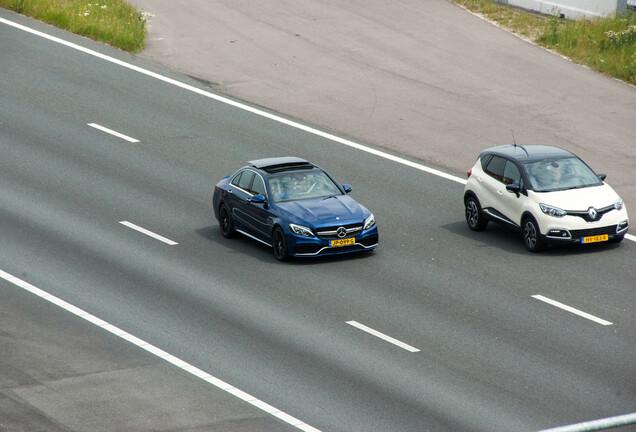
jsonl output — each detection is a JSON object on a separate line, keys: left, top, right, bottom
{"left": 230, "top": 171, "right": 244, "bottom": 188}
{"left": 252, "top": 174, "right": 266, "bottom": 196}
{"left": 232, "top": 170, "right": 255, "bottom": 192}
{"left": 484, "top": 156, "right": 506, "bottom": 183}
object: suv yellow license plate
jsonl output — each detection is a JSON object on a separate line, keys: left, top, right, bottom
{"left": 331, "top": 238, "right": 355, "bottom": 247}
{"left": 581, "top": 234, "right": 608, "bottom": 244}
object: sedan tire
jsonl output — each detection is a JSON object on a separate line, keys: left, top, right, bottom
{"left": 272, "top": 227, "right": 289, "bottom": 261}
{"left": 219, "top": 204, "right": 236, "bottom": 238}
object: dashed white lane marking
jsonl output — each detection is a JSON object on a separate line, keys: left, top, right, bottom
{"left": 0, "top": 269, "right": 321, "bottom": 432}
{"left": 536, "top": 411, "right": 636, "bottom": 432}
{"left": 346, "top": 320, "right": 420, "bottom": 352}
{"left": 120, "top": 221, "right": 178, "bottom": 245}
{"left": 4, "top": 17, "right": 635, "bottom": 245}
{"left": 532, "top": 295, "right": 612, "bottom": 326}
{"left": 88, "top": 123, "right": 139, "bottom": 143}
{"left": 0, "top": 17, "right": 465, "bottom": 186}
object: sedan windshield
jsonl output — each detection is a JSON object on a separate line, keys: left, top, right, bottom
{"left": 524, "top": 157, "right": 602, "bottom": 192}
{"left": 268, "top": 169, "right": 342, "bottom": 202}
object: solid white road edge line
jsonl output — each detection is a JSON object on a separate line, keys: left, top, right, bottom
{"left": 4, "top": 17, "right": 636, "bottom": 244}
{"left": 88, "top": 123, "right": 140, "bottom": 143}
{"left": 0, "top": 16, "right": 465, "bottom": 186}
{"left": 536, "top": 411, "right": 636, "bottom": 432}
{"left": 532, "top": 295, "right": 613, "bottom": 326}
{"left": 120, "top": 221, "right": 178, "bottom": 245}
{"left": 0, "top": 268, "right": 321, "bottom": 432}
{"left": 346, "top": 320, "right": 420, "bottom": 352}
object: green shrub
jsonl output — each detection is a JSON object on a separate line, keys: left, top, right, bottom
{"left": 0, "top": 0, "right": 147, "bottom": 53}
{"left": 451, "top": 0, "right": 636, "bottom": 85}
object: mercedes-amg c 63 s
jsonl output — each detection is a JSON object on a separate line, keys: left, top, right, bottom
{"left": 213, "top": 157, "right": 378, "bottom": 260}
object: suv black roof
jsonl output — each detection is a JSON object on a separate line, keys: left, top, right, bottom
{"left": 247, "top": 157, "right": 315, "bottom": 173}
{"left": 481, "top": 145, "right": 576, "bottom": 163}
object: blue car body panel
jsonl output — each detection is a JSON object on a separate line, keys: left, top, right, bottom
{"left": 213, "top": 158, "right": 378, "bottom": 258}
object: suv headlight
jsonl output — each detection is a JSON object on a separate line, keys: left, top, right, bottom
{"left": 615, "top": 197, "right": 624, "bottom": 211}
{"left": 363, "top": 213, "right": 376, "bottom": 230}
{"left": 290, "top": 223, "right": 314, "bottom": 237}
{"left": 540, "top": 203, "right": 566, "bottom": 218}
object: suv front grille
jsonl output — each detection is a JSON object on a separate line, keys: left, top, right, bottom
{"left": 567, "top": 205, "right": 615, "bottom": 222}
{"left": 569, "top": 225, "right": 618, "bottom": 240}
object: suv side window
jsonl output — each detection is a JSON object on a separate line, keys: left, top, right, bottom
{"left": 484, "top": 156, "right": 506, "bottom": 183}
{"left": 480, "top": 154, "right": 493, "bottom": 171}
{"left": 502, "top": 161, "right": 522, "bottom": 186}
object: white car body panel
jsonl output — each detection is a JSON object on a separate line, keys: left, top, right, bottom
{"left": 464, "top": 145, "right": 629, "bottom": 250}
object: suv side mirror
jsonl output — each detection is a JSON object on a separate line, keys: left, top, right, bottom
{"left": 598, "top": 173, "right": 607, "bottom": 181}
{"left": 342, "top": 184, "right": 352, "bottom": 193}
{"left": 506, "top": 184, "right": 521, "bottom": 197}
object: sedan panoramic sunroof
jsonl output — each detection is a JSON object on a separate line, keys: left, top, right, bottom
{"left": 248, "top": 157, "right": 314, "bottom": 173}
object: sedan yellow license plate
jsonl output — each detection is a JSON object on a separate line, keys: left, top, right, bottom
{"left": 330, "top": 237, "right": 355, "bottom": 247}
{"left": 581, "top": 234, "right": 608, "bottom": 244}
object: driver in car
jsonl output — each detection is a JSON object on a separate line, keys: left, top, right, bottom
{"left": 547, "top": 161, "right": 563, "bottom": 186}
{"left": 293, "top": 174, "right": 312, "bottom": 193}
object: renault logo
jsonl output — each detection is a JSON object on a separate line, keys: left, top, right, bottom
{"left": 587, "top": 207, "right": 598, "bottom": 220}
{"left": 336, "top": 227, "right": 347, "bottom": 238}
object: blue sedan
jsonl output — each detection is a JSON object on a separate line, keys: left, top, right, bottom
{"left": 213, "top": 157, "right": 378, "bottom": 260}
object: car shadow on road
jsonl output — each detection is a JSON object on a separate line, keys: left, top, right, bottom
{"left": 443, "top": 220, "right": 623, "bottom": 257}
{"left": 195, "top": 225, "right": 376, "bottom": 265}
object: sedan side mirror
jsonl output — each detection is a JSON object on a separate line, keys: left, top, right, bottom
{"left": 249, "top": 194, "right": 267, "bottom": 204}
{"left": 343, "top": 184, "right": 352, "bottom": 193}
{"left": 598, "top": 173, "right": 607, "bottom": 181}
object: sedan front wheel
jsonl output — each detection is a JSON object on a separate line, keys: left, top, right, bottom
{"left": 272, "top": 227, "right": 289, "bottom": 261}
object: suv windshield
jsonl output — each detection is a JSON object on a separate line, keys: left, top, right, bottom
{"left": 524, "top": 157, "right": 602, "bottom": 192}
{"left": 268, "top": 169, "right": 342, "bottom": 202}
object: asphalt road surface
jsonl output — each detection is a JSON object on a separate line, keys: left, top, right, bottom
{"left": 130, "top": 0, "right": 636, "bottom": 209}
{"left": 1, "top": 4, "right": 635, "bottom": 432}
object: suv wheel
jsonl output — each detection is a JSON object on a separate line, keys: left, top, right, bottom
{"left": 523, "top": 216, "right": 545, "bottom": 252}
{"left": 465, "top": 195, "right": 487, "bottom": 231}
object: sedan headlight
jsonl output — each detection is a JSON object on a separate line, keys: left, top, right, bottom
{"left": 289, "top": 223, "right": 314, "bottom": 237}
{"left": 539, "top": 203, "right": 566, "bottom": 218}
{"left": 615, "top": 197, "right": 624, "bottom": 211}
{"left": 363, "top": 213, "right": 376, "bottom": 230}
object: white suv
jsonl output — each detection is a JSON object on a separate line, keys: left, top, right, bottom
{"left": 463, "top": 145, "right": 629, "bottom": 252}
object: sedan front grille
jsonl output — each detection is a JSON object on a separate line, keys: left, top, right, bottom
{"left": 316, "top": 223, "right": 363, "bottom": 239}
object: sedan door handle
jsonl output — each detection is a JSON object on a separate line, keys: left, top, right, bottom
{"left": 497, "top": 190, "right": 503, "bottom": 196}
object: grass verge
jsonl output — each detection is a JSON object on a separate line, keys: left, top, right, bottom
{"left": 450, "top": 0, "right": 636, "bottom": 85}
{"left": 1, "top": 0, "right": 634, "bottom": 84}
{"left": 0, "top": 0, "right": 147, "bottom": 53}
